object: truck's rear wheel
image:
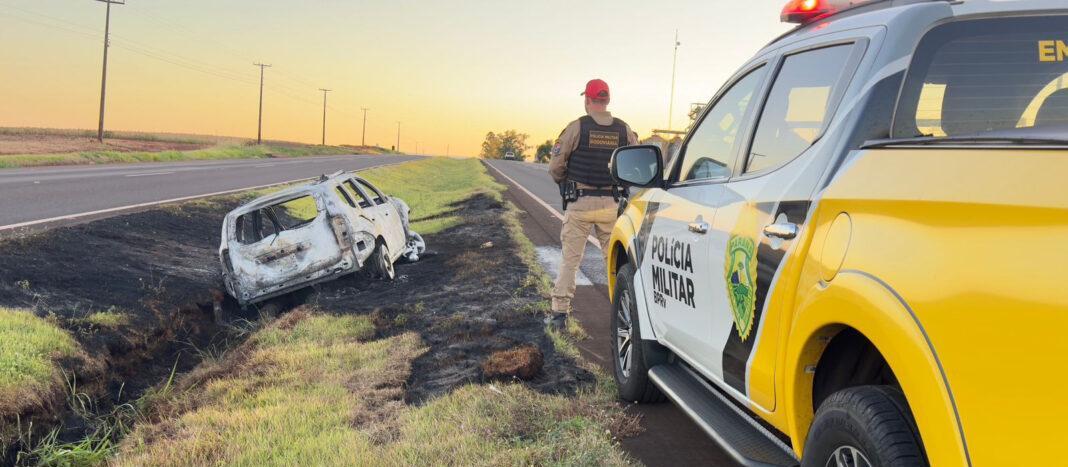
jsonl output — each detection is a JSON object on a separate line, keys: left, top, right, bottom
{"left": 802, "top": 386, "right": 927, "bottom": 467}
{"left": 612, "top": 263, "right": 667, "bottom": 403}
{"left": 367, "top": 241, "right": 395, "bottom": 281}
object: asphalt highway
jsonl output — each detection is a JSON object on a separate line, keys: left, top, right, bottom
{"left": 484, "top": 159, "right": 740, "bottom": 467}
{"left": 0, "top": 154, "right": 422, "bottom": 232}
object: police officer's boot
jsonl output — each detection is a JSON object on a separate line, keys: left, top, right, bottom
{"left": 544, "top": 312, "right": 568, "bottom": 332}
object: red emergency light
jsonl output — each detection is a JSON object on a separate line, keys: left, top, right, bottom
{"left": 781, "top": 0, "right": 836, "bottom": 23}
{"left": 781, "top": 0, "right": 876, "bottom": 24}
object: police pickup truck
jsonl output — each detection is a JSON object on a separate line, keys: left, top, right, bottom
{"left": 605, "top": 1, "right": 1067, "bottom": 465}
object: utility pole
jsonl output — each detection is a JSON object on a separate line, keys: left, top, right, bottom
{"left": 446, "top": 144, "right": 450, "bottom": 157}
{"left": 396, "top": 121, "right": 401, "bottom": 152}
{"left": 668, "top": 30, "right": 681, "bottom": 131}
{"left": 254, "top": 62, "right": 271, "bottom": 144}
{"left": 360, "top": 108, "right": 369, "bottom": 146}
{"left": 319, "top": 88, "right": 331, "bottom": 146}
{"left": 95, "top": 0, "right": 125, "bottom": 143}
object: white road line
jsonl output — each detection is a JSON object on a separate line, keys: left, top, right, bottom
{"left": 124, "top": 171, "right": 176, "bottom": 178}
{"left": 253, "top": 163, "right": 277, "bottom": 168}
{"left": 0, "top": 160, "right": 410, "bottom": 233}
{"left": 482, "top": 160, "right": 601, "bottom": 250}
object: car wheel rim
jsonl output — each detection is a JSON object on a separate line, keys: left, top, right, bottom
{"left": 826, "top": 446, "right": 872, "bottom": 467}
{"left": 616, "top": 291, "right": 634, "bottom": 379}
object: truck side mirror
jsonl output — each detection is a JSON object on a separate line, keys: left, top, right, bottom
{"left": 611, "top": 145, "right": 663, "bottom": 188}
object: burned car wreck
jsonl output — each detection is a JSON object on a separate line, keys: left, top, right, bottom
{"left": 219, "top": 171, "right": 425, "bottom": 306}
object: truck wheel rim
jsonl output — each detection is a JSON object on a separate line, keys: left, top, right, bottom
{"left": 616, "top": 292, "right": 634, "bottom": 379}
{"left": 826, "top": 446, "right": 871, "bottom": 467}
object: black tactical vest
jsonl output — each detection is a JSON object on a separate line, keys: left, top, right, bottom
{"left": 567, "top": 115, "right": 628, "bottom": 188}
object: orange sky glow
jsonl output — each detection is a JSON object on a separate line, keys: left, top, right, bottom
{"left": 0, "top": 0, "right": 791, "bottom": 156}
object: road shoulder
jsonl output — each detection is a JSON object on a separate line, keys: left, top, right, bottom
{"left": 484, "top": 160, "right": 736, "bottom": 467}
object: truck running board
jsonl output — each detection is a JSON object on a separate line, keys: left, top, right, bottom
{"left": 648, "top": 364, "right": 800, "bottom": 467}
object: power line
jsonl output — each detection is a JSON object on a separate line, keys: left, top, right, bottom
{"left": 5, "top": 2, "right": 384, "bottom": 144}
{"left": 1, "top": 5, "right": 259, "bottom": 86}
{"left": 0, "top": 10, "right": 98, "bottom": 39}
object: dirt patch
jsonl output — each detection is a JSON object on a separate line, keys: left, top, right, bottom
{"left": 482, "top": 345, "right": 544, "bottom": 381}
{"left": 0, "top": 133, "right": 210, "bottom": 156}
{"left": 311, "top": 194, "right": 594, "bottom": 404}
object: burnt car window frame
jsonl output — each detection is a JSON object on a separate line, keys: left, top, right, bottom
{"left": 266, "top": 195, "right": 320, "bottom": 231}
{"left": 334, "top": 185, "right": 357, "bottom": 208}
{"left": 353, "top": 178, "right": 386, "bottom": 205}
{"left": 343, "top": 180, "right": 374, "bottom": 208}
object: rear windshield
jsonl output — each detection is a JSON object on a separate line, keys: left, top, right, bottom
{"left": 893, "top": 16, "right": 1068, "bottom": 138}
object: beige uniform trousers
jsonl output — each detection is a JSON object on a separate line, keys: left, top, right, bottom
{"left": 551, "top": 195, "right": 617, "bottom": 313}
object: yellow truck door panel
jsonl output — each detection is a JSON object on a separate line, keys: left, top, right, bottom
{"left": 813, "top": 147, "right": 1068, "bottom": 466}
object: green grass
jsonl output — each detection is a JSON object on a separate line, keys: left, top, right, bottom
{"left": 82, "top": 309, "right": 130, "bottom": 328}
{"left": 0, "top": 143, "right": 369, "bottom": 169}
{"left": 360, "top": 157, "right": 504, "bottom": 235}
{"left": 0, "top": 127, "right": 212, "bottom": 145}
{"left": 0, "top": 308, "right": 80, "bottom": 415}
{"left": 115, "top": 309, "right": 633, "bottom": 466}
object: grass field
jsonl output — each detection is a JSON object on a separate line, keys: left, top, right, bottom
{"left": 253, "top": 157, "right": 496, "bottom": 236}
{"left": 0, "top": 128, "right": 219, "bottom": 146}
{"left": 102, "top": 158, "right": 634, "bottom": 466}
{"left": 0, "top": 127, "right": 398, "bottom": 169}
{"left": 361, "top": 157, "right": 504, "bottom": 235}
{"left": 0, "top": 308, "right": 80, "bottom": 416}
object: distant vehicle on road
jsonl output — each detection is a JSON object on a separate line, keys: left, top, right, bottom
{"left": 219, "top": 171, "right": 425, "bottom": 306}
{"left": 503, "top": 151, "right": 519, "bottom": 161}
{"left": 606, "top": 1, "right": 1068, "bottom": 466}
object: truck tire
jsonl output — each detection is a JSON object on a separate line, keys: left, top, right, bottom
{"left": 802, "top": 386, "right": 927, "bottom": 467}
{"left": 612, "top": 263, "right": 668, "bottom": 403}
{"left": 367, "top": 241, "right": 396, "bottom": 281}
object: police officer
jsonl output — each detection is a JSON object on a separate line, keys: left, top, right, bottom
{"left": 546, "top": 79, "right": 638, "bottom": 330}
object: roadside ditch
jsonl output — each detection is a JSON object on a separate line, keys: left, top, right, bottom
{"left": 1, "top": 159, "right": 633, "bottom": 465}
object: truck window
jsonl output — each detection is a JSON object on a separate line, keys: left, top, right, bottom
{"left": 893, "top": 16, "right": 1068, "bottom": 138}
{"left": 746, "top": 44, "right": 855, "bottom": 174}
{"left": 677, "top": 66, "right": 767, "bottom": 182}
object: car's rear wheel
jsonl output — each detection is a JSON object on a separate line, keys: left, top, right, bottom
{"left": 367, "top": 241, "right": 395, "bottom": 281}
{"left": 612, "top": 263, "right": 667, "bottom": 403}
{"left": 802, "top": 386, "right": 927, "bottom": 467}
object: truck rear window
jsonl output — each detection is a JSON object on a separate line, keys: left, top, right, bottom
{"left": 893, "top": 16, "right": 1068, "bottom": 138}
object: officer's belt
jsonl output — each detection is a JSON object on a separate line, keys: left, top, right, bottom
{"left": 575, "top": 188, "right": 616, "bottom": 198}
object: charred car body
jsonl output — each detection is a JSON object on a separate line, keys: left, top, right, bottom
{"left": 219, "top": 171, "right": 425, "bottom": 306}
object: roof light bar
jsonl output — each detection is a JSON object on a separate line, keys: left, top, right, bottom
{"left": 781, "top": 0, "right": 878, "bottom": 24}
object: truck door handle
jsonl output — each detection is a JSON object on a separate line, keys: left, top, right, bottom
{"left": 688, "top": 222, "right": 710, "bottom": 234}
{"left": 763, "top": 222, "right": 799, "bottom": 240}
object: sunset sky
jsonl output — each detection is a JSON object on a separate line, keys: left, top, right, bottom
{"left": 0, "top": 0, "right": 792, "bottom": 156}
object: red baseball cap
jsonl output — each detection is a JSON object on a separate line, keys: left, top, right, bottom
{"left": 581, "top": 79, "right": 610, "bottom": 99}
